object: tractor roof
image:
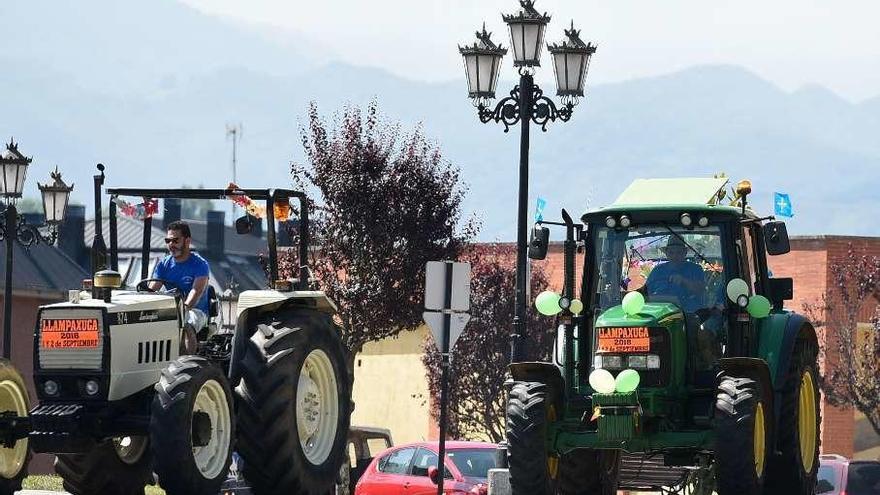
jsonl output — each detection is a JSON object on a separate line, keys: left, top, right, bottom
{"left": 583, "top": 177, "right": 755, "bottom": 219}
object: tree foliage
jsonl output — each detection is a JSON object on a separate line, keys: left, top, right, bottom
{"left": 288, "top": 101, "right": 478, "bottom": 358}
{"left": 803, "top": 245, "right": 880, "bottom": 434}
{"left": 421, "top": 244, "right": 553, "bottom": 442}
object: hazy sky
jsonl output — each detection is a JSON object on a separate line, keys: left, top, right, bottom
{"left": 180, "top": 0, "right": 880, "bottom": 102}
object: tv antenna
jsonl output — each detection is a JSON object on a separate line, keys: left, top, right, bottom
{"left": 226, "top": 123, "right": 243, "bottom": 184}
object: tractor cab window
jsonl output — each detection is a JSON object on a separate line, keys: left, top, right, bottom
{"left": 593, "top": 224, "right": 729, "bottom": 369}
{"left": 593, "top": 224, "right": 726, "bottom": 315}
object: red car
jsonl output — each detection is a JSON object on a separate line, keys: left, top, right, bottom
{"left": 817, "top": 454, "right": 880, "bottom": 494}
{"left": 354, "top": 441, "right": 497, "bottom": 495}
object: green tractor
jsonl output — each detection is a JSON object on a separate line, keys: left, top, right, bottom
{"left": 507, "top": 177, "right": 820, "bottom": 495}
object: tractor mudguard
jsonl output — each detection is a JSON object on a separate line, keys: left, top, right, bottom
{"left": 227, "top": 291, "right": 338, "bottom": 385}
{"left": 509, "top": 362, "right": 565, "bottom": 412}
{"left": 756, "top": 313, "right": 818, "bottom": 390}
{"left": 717, "top": 357, "right": 775, "bottom": 446}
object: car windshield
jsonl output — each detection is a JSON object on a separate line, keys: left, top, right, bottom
{"left": 447, "top": 449, "right": 496, "bottom": 479}
{"left": 592, "top": 224, "right": 726, "bottom": 314}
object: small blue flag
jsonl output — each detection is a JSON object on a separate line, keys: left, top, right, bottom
{"left": 535, "top": 197, "right": 547, "bottom": 222}
{"left": 774, "top": 192, "right": 793, "bottom": 218}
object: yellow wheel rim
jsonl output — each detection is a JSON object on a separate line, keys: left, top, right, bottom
{"left": 0, "top": 379, "right": 29, "bottom": 479}
{"left": 798, "top": 371, "right": 817, "bottom": 473}
{"left": 754, "top": 401, "right": 766, "bottom": 477}
{"left": 546, "top": 405, "right": 558, "bottom": 479}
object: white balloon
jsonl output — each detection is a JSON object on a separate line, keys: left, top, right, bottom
{"left": 589, "top": 368, "right": 616, "bottom": 394}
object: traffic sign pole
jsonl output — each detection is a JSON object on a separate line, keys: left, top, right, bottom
{"left": 437, "top": 262, "right": 453, "bottom": 495}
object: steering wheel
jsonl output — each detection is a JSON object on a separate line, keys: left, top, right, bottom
{"left": 136, "top": 278, "right": 182, "bottom": 294}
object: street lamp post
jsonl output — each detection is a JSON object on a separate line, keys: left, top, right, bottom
{"left": 459, "top": 1, "right": 596, "bottom": 363}
{"left": 0, "top": 140, "right": 73, "bottom": 359}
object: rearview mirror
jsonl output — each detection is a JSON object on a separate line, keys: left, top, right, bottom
{"left": 427, "top": 466, "right": 440, "bottom": 484}
{"left": 528, "top": 225, "right": 550, "bottom": 260}
{"left": 235, "top": 215, "right": 252, "bottom": 235}
{"left": 763, "top": 221, "right": 790, "bottom": 255}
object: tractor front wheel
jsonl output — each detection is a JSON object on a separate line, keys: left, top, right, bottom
{"left": 0, "top": 360, "right": 30, "bottom": 495}
{"left": 151, "top": 355, "right": 235, "bottom": 495}
{"left": 714, "top": 374, "right": 768, "bottom": 495}
{"left": 55, "top": 437, "right": 152, "bottom": 495}
{"left": 558, "top": 449, "right": 620, "bottom": 495}
{"left": 763, "top": 337, "right": 821, "bottom": 495}
{"left": 506, "top": 381, "right": 555, "bottom": 495}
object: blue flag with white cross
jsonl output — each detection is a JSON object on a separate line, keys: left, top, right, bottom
{"left": 774, "top": 192, "right": 793, "bottom": 218}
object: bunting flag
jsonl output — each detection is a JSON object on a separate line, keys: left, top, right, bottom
{"left": 112, "top": 196, "right": 158, "bottom": 219}
{"left": 226, "top": 183, "right": 266, "bottom": 219}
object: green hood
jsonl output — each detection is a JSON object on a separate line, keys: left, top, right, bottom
{"left": 595, "top": 302, "right": 682, "bottom": 327}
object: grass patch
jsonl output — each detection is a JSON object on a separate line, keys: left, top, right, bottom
{"left": 23, "top": 475, "right": 166, "bottom": 494}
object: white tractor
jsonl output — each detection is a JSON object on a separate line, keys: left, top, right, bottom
{"left": 0, "top": 164, "right": 351, "bottom": 495}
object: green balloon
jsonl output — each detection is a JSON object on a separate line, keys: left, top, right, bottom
{"left": 536, "top": 290, "right": 562, "bottom": 316}
{"left": 569, "top": 299, "right": 584, "bottom": 315}
{"left": 622, "top": 291, "right": 645, "bottom": 316}
{"left": 615, "top": 369, "right": 641, "bottom": 393}
{"left": 747, "top": 295, "right": 772, "bottom": 318}
{"left": 589, "top": 369, "right": 616, "bottom": 394}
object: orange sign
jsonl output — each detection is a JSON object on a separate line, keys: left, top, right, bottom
{"left": 40, "top": 319, "right": 100, "bottom": 349}
{"left": 597, "top": 327, "right": 650, "bottom": 353}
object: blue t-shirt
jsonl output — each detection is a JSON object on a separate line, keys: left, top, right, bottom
{"left": 646, "top": 261, "right": 705, "bottom": 312}
{"left": 152, "top": 252, "right": 210, "bottom": 313}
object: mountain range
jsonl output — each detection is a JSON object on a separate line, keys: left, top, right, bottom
{"left": 2, "top": 0, "right": 878, "bottom": 240}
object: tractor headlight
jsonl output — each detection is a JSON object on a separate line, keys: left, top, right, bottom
{"left": 619, "top": 215, "right": 632, "bottom": 228}
{"left": 601, "top": 355, "right": 624, "bottom": 369}
{"left": 605, "top": 216, "right": 617, "bottom": 228}
{"left": 680, "top": 212, "right": 693, "bottom": 227}
{"left": 647, "top": 354, "right": 661, "bottom": 369}
{"left": 627, "top": 355, "right": 648, "bottom": 369}
{"left": 43, "top": 380, "right": 59, "bottom": 396}
{"left": 85, "top": 380, "right": 100, "bottom": 396}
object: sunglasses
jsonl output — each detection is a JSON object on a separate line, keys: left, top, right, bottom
{"left": 164, "top": 237, "right": 183, "bottom": 244}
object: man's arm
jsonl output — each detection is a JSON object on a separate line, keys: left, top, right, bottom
{"left": 148, "top": 261, "right": 164, "bottom": 290}
{"left": 185, "top": 275, "right": 209, "bottom": 311}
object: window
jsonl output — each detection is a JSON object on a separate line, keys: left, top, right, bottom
{"left": 448, "top": 449, "right": 496, "bottom": 478}
{"left": 846, "top": 461, "right": 880, "bottom": 495}
{"left": 377, "top": 448, "right": 415, "bottom": 475}
{"left": 411, "top": 448, "right": 452, "bottom": 478}
{"left": 741, "top": 226, "right": 760, "bottom": 294}
{"left": 367, "top": 438, "right": 392, "bottom": 458}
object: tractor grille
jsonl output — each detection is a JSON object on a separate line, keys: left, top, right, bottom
{"left": 640, "top": 327, "right": 671, "bottom": 387}
{"left": 38, "top": 309, "right": 105, "bottom": 370}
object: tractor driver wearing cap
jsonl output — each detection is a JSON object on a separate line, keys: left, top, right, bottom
{"left": 149, "top": 220, "right": 210, "bottom": 353}
{"left": 645, "top": 235, "right": 705, "bottom": 313}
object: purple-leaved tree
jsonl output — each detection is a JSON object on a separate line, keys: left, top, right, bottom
{"left": 286, "top": 101, "right": 478, "bottom": 370}
{"left": 422, "top": 244, "right": 553, "bottom": 442}
{"left": 803, "top": 245, "right": 880, "bottom": 434}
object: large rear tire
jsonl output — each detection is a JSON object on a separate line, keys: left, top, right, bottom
{"left": 714, "top": 374, "right": 768, "bottom": 495}
{"left": 151, "top": 355, "right": 235, "bottom": 495}
{"left": 0, "top": 360, "right": 30, "bottom": 495}
{"left": 558, "top": 449, "right": 620, "bottom": 495}
{"left": 506, "top": 381, "right": 554, "bottom": 495}
{"left": 236, "top": 309, "right": 351, "bottom": 495}
{"left": 55, "top": 437, "right": 152, "bottom": 495}
{"left": 763, "top": 337, "right": 821, "bottom": 495}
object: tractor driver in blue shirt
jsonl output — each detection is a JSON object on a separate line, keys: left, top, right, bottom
{"left": 149, "top": 220, "right": 210, "bottom": 354}
{"left": 645, "top": 235, "right": 705, "bottom": 313}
